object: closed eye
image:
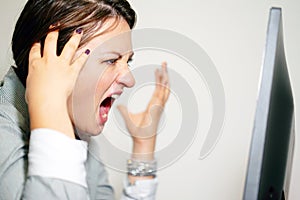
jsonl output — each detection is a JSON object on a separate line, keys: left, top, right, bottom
{"left": 103, "top": 55, "right": 134, "bottom": 66}
{"left": 105, "top": 58, "right": 118, "bottom": 65}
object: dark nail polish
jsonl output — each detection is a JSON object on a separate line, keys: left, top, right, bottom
{"left": 85, "top": 49, "right": 90, "bottom": 55}
{"left": 76, "top": 28, "right": 83, "bottom": 34}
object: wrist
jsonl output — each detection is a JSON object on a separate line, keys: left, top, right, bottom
{"left": 29, "top": 100, "right": 75, "bottom": 138}
{"left": 132, "top": 138, "right": 156, "bottom": 160}
{"left": 127, "top": 158, "right": 157, "bottom": 184}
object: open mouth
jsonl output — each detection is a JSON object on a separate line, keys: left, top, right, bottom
{"left": 99, "top": 94, "right": 119, "bottom": 124}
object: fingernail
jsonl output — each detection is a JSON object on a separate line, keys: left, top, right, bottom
{"left": 76, "top": 28, "right": 83, "bottom": 34}
{"left": 85, "top": 49, "right": 90, "bottom": 55}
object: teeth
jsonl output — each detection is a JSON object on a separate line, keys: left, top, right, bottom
{"left": 102, "top": 114, "right": 107, "bottom": 119}
{"left": 111, "top": 94, "right": 120, "bottom": 99}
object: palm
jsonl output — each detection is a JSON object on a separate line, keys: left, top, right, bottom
{"left": 118, "top": 63, "right": 170, "bottom": 143}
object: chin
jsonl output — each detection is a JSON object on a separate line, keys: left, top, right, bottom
{"left": 74, "top": 124, "right": 104, "bottom": 140}
{"left": 90, "top": 127, "right": 104, "bottom": 136}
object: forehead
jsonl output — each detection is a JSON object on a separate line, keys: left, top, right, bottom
{"left": 87, "top": 18, "right": 132, "bottom": 54}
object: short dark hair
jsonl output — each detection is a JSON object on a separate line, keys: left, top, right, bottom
{"left": 12, "top": 0, "right": 136, "bottom": 86}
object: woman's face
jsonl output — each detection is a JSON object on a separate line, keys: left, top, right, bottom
{"left": 67, "top": 18, "right": 135, "bottom": 138}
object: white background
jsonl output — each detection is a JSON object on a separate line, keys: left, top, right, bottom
{"left": 1, "top": 0, "right": 299, "bottom": 199}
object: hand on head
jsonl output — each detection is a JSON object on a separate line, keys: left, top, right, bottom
{"left": 26, "top": 28, "right": 90, "bottom": 138}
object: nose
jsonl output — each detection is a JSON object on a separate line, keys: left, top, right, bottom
{"left": 116, "top": 63, "right": 135, "bottom": 88}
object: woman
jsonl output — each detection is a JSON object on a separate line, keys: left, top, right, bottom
{"left": 0, "top": 0, "right": 169, "bottom": 199}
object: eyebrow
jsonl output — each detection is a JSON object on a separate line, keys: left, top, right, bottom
{"left": 102, "top": 51, "right": 134, "bottom": 59}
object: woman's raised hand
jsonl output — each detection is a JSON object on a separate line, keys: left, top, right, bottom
{"left": 26, "top": 28, "right": 90, "bottom": 138}
{"left": 118, "top": 62, "right": 170, "bottom": 159}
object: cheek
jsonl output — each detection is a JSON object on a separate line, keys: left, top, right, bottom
{"left": 94, "top": 70, "right": 116, "bottom": 103}
{"left": 76, "top": 58, "right": 109, "bottom": 107}
{"left": 70, "top": 81, "right": 96, "bottom": 124}
{"left": 70, "top": 67, "right": 104, "bottom": 128}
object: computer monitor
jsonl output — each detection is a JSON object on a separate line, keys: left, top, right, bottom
{"left": 243, "top": 7, "right": 295, "bottom": 200}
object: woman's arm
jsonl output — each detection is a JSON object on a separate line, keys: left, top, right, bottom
{"left": 23, "top": 29, "right": 92, "bottom": 199}
{"left": 118, "top": 63, "right": 170, "bottom": 199}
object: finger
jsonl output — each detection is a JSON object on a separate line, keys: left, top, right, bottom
{"left": 163, "top": 84, "right": 170, "bottom": 102}
{"left": 161, "top": 62, "right": 169, "bottom": 85}
{"left": 44, "top": 30, "right": 59, "bottom": 57}
{"left": 155, "top": 69, "right": 167, "bottom": 100}
{"left": 60, "top": 28, "right": 83, "bottom": 61}
{"left": 156, "top": 62, "right": 168, "bottom": 86}
{"left": 71, "top": 49, "right": 90, "bottom": 75}
{"left": 29, "top": 42, "right": 42, "bottom": 62}
{"left": 155, "top": 68, "right": 160, "bottom": 85}
{"left": 153, "top": 69, "right": 163, "bottom": 98}
{"left": 117, "top": 105, "right": 132, "bottom": 125}
{"left": 117, "top": 105, "right": 129, "bottom": 124}
{"left": 148, "top": 104, "right": 164, "bottom": 124}
{"left": 150, "top": 62, "right": 169, "bottom": 106}
{"left": 161, "top": 61, "right": 167, "bottom": 71}
{"left": 155, "top": 65, "right": 170, "bottom": 104}
{"left": 161, "top": 62, "right": 170, "bottom": 101}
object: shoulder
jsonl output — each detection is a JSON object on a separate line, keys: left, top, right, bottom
{"left": 0, "top": 67, "right": 29, "bottom": 135}
{"left": 0, "top": 67, "right": 30, "bottom": 170}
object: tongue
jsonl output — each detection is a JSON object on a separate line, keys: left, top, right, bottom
{"left": 99, "top": 97, "right": 113, "bottom": 123}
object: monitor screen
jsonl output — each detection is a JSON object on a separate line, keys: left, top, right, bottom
{"left": 243, "top": 7, "right": 295, "bottom": 200}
